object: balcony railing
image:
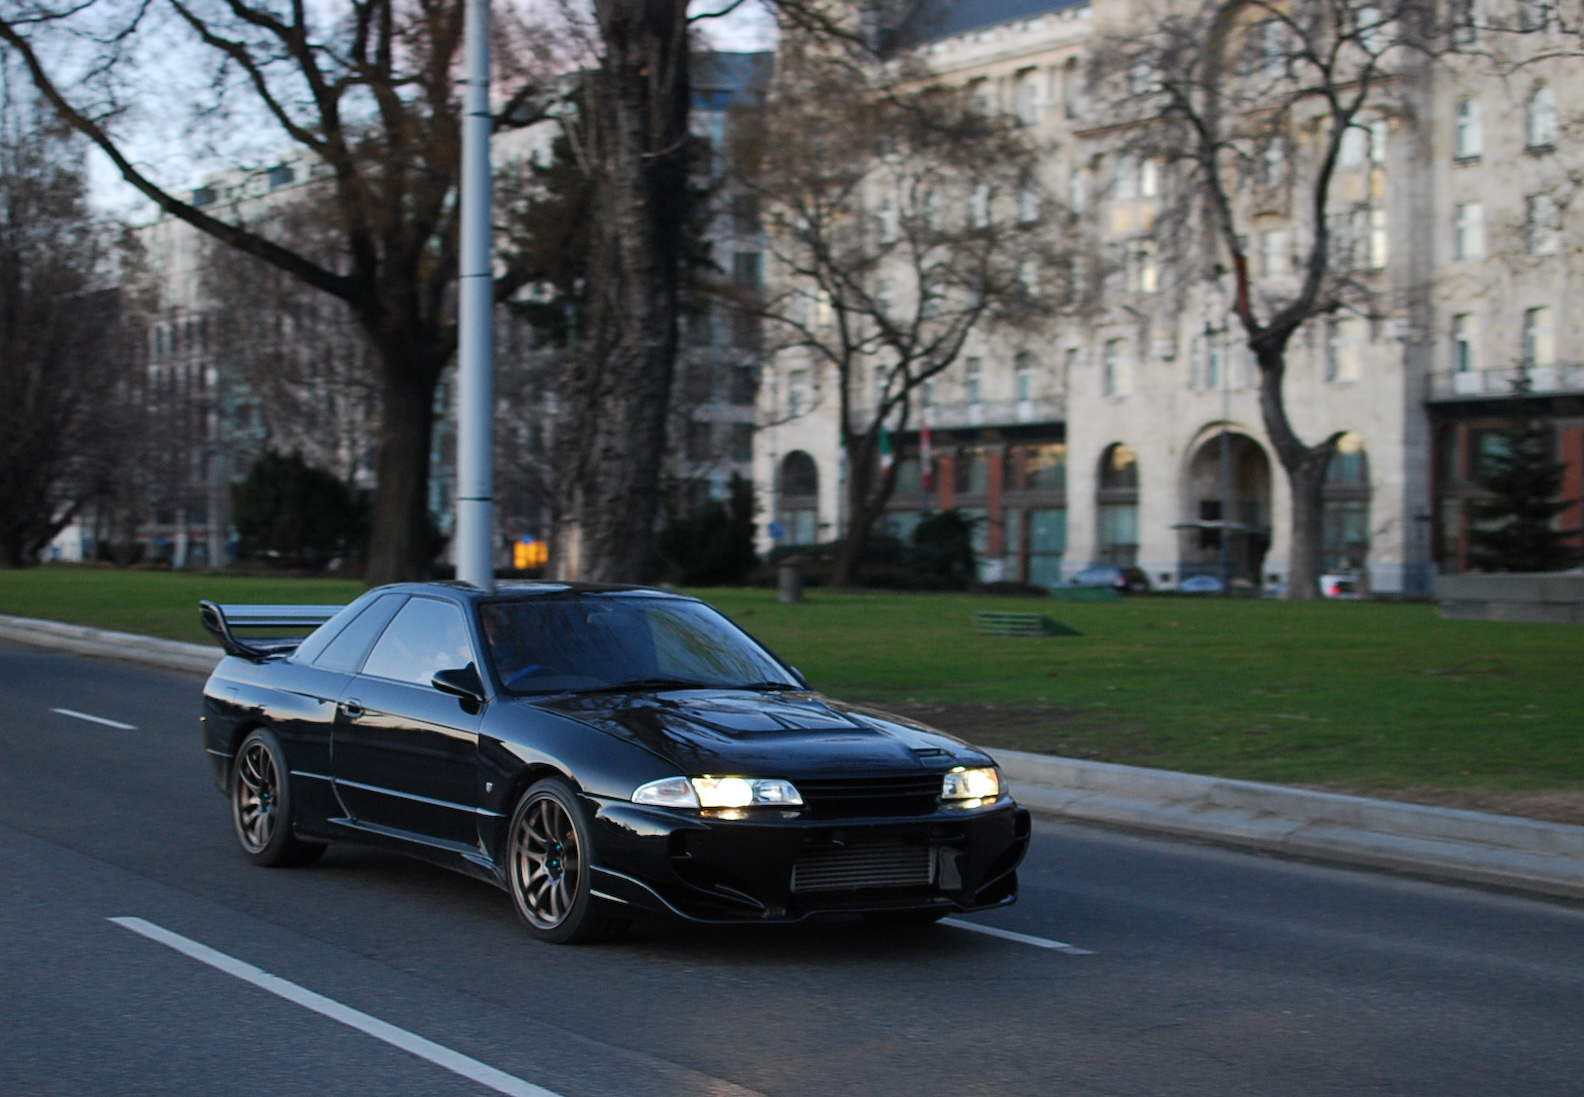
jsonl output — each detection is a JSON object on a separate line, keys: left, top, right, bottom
{"left": 1427, "top": 364, "right": 1584, "bottom": 402}
{"left": 919, "top": 396, "right": 1066, "bottom": 429}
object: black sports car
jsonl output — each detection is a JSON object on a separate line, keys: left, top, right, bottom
{"left": 200, "top": 583, "right": 1030, "bottom": 943}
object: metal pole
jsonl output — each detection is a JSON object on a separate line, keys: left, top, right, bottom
{"left": 456, "top": 0, "right": 495, "bottom": 591}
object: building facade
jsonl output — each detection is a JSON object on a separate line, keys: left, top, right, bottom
{"left": 753, "top": 0, "right": 1584, "bottom": 593}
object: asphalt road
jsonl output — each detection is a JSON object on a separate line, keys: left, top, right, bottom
{"left": 2, "top": 641, "right": 1581, "bottom": 1097}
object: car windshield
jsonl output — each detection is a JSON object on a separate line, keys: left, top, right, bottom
{"left": 479, "top": 596, "right": 799, "bottom": 695}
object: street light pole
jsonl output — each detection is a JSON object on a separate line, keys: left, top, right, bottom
{"left": 455, "top": 0, "right": 495, "bottom": 591}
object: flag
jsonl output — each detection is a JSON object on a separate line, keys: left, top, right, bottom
{"left": 879, "top": 423, "right": 893, "bottom": 476}
{"left": 920, "top": 408, "right": 933, "bottom": 491}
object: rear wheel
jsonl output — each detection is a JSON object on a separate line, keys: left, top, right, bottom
{"left": 230, "top": 728, "right": 326, "bottom": 868}
{"left": 506, "top": 778, "right": 623, "bottom": 944}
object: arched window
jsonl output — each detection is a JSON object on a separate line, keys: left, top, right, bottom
{"left": 1322, "top": 433, "right": 1371, "bottom": 575}
{"left": 1527, "top": 85, "right": 1557, "bottom": 150}
{"left": 1097, "top": 443, "right": 1140, "bottom": 566}
{"left": 779, "top": 451, "right": 819, "bottom": 545}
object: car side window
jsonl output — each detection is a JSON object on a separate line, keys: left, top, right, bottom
{"left": 360, "top": 597, "right": 475, "bottom": 687}
{"left": 314, "top": 594, "right": 407, "bottom": 673}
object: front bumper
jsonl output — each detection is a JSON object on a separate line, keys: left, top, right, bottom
{"left": 586, "top": 796, "right": 1031, "bottom": 923}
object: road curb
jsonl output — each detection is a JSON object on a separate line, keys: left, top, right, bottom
{"left": 0, "top": 614, "right": 222, "bottom": 677}
{"left": 996, "top": 749, "right": 1584, "bottom": 901}
{"left": 2, "top": 612, "right": 1580, "bottom": 900}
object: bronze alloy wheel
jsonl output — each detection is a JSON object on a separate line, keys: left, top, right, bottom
{"left": 229, "top": 728, "right": 325, "bottom": 868}
{"left": 506, "top": 779, "right": 623, "bottom": 944}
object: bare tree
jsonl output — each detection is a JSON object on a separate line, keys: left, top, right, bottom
{"left": 744, "top": 35, "right": 1070, "bottom": 586}
{"left": 1088, "top": 0, "right": 1443, "bottom": 597}
{"left": 0, "top": 2, "right": 561, "bottom": 583}
{"left": 0, "top": 102, "right": 123, "bottom": 566}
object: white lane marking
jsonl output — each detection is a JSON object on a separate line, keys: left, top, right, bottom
{"left": 941, "top": 917, "right": 1095, "bottom": 954}
{"left": 109, "top": 917, "right": 561, "bottom": 1097}
{"left": 51, "top": 707, "right": 137, "bottom": 730}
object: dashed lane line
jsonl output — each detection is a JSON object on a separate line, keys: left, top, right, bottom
{"left": 109, "top": 917, "right": 562, "bottom": 1097}
{"left": 51, "top": 707, "right": 137, "bottom": 730}
{"left": 942, "top": 917, "right": 1096, "bottom": 954}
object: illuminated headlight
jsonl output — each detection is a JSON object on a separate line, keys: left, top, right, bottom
{"left": 941, "top": 766, "right": 1000, "bottom": 801}
{"left": 631, "top": 776, "right": 803, "bottom": 809}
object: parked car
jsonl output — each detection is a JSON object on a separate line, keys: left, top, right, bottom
{"left": 1065, "top": 564, "right": 1152, "bottom": 594}
{"left": 200, "top": 584, "right": 1030, "bottom": 943}
{"left": 1177, "top": 574, "right": 1225, "bottom": 594}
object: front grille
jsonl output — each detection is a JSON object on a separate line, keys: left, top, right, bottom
{"left": 795, "top": 774, "right": 943, "bottom": 818}
{"left": 791, "top": 842, "right": 934, "bottom": 893}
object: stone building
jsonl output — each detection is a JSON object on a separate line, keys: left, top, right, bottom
{"left": 753, "top": 0, "right": 1584, "bottom": 592}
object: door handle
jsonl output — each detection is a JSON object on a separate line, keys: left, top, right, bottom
{"left": 340, "top": 700, "right": 365, "bottom": 719}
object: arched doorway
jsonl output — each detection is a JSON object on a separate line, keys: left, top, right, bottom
{"left": 1096, "top": 443, "right": 1139, "bottom": 566}
{"left": 1182, "top": 432, "right": 1272, "bottom": 588}
{"left": 1322, "top": 433, "right": 1370, "bottom": 576}
{"left": 779, "top": 451, "right": 820, "bottom": 546}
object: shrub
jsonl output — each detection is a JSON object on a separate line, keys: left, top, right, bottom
{"left": 231, "top": 451, "right": 366, "bottom": 571}
{"left": 655, "top": 475, "right": 758, "bottom": 586}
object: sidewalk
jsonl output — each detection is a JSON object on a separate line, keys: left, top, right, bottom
{"left": 3, "top": 611, "right": 1581, "bottom": 902}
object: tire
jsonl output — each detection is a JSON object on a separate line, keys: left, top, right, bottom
{"left": 230, "top": 728, "right": 326, "bottom": 868}
{"left": 862, "top": 908, "right": 950, "bottom": 927}
{"left": 506, "top": 778, "right": 623, "bottom": 944}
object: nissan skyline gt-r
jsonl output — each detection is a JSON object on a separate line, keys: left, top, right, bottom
{"left": 200, "top": 583, "right": 1031, "bottom": 943}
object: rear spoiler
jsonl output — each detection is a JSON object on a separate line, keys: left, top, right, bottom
{"left": 200, "top": 601, "right": 345, "bottom": 661}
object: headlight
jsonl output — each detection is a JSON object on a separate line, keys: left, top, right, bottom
{"left": 631, "top": 775, "right": 803, "bottom": 809}
{"left": 692, "top": 776, "right": 803, "bottom": 807}
{"left": 941, "top": 766, "right": 1000, "bottom": 801}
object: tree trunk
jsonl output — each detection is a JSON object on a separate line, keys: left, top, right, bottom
{"left": 831, "top": 427, "right": 898, "bottom": 588}
{"left": 1255, "top": 345, "right": 1341, "bottom": 601}
{"left": 557, "top": 0, "right": 689, "bottom": 584}
{"left": 363, "top": 351, "right": 443, "bottom": 585}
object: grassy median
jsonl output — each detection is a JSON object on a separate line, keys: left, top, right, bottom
{"left": 5, "top": 567, "right": 1581, "bottom": 814}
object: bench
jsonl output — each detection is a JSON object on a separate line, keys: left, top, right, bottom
{"left": 973, "top": 611, "right": 1081, "bottom": 638}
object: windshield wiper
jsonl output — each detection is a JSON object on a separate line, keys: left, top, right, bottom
{"left": 732, "top": 681, "right": 802, "bottom": 692}
{"left": 578, "top": 677, "right": 715, "bottom": 694}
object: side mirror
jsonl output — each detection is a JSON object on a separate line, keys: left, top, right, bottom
{"left": 432, "top": 664, "right": 486, "bottom": 714}
{"left": 789, "top": 666, "right": 809, "bottom": 689}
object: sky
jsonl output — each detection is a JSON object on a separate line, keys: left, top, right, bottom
{"left": 85, "top": 0, "right": 778, "bottom": 220}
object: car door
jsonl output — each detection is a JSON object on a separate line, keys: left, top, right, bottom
{"left": 332, "top": 595, "right": 484, "bottom": 848}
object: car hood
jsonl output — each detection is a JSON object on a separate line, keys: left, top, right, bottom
{"left": 523, "top": 688, "right": 993, "bottom": 778}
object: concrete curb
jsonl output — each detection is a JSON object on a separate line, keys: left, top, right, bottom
{"left": 996, "top": 749, "right": 1584, "bottom": 901}
{"left": 2, "top": 612, "right": 1581, "bottom": 901}
{"left": 0, "top": 614, "right": 222, "bottom": 677}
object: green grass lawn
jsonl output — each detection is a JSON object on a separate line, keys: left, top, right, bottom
{"left": 4, "top": 566, "right": 1581, "bottom": 795}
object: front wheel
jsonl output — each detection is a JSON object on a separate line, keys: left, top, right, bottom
{"left": 506, "top": 778, "right": 623, "bottom": 944}
{"left": 230, "top": 728, "right": 325, "bottom": 868}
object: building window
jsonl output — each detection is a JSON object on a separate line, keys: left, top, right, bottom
{"left": 1518, "top": 0, "right": 1554, "bottom": 32}
{"left": 1327, "top": 317, "right": 1362, "bottom": 382}
{"left": 1454, "top": 201, "right": 1484, "bottom": 260}
{"left": 965, "top": 357, "right": 983, "bottom": 404}
{"left": 1322, "top": 434, "right": 1371, "bottom": 575}
{"left": 1452, "top": 313, "right": 1478, "bottom": 373}
{"left": 1027, "top": 508, "right": 1067, "bottom": 588}
{"left": 1524, "top": 306, "right": 1555, "bottom": 367}
{"left": 1261, "top": 137, "right": 1286, "bottom": 186}
{"left": 1455, "top": 99, "right": 1482, "bottom": 158}
{"left": 1097, "top": 443, "right": 1140, "bottom": 567}
{"left": 1127, "top": 240, "right": 1159, "bottom": 293}
{"left": 1261, "top": 228, "right": 1290, "bottom": 276}
{"left": 1068, "top": 167, "right": 1088, "bottom": 212}
{"left": 1527, "top": 85, "right": 1557, "bottom": 149}
{"left": 779, "top": 451, "right": 819, "bottom": 545}
{"left": 1527, "top": 193, "right": 1561, "bottom": 255}
{"left": 877, "top": 197, "right": 898, "bottom": 243}
{"left": 1018, "top": 187, "right": 1039, "bottom": 223}
{"left": 969, "top": 184, "right": 990, "bottom": 228}
{"left": 955, "top": 447, "right": 991, "bottom": 495}
{"left": 1102, "top": 338, "right": 1129, "bottom": 397}
{"left": 1369, "top": 119, "right": 1388, "bottom": 164}
{"left": 1451, "top": 0, "right": 1482, "bottom": 43}
{"left": 1014, "top": 442, "right": 1067, "bottom": 490}
{"left": 1368, "top": 207, "right": 1389, "bottom": 268}
{"left": 1340, "top": 124, "right": 1368, "bottom": 165}
{"left": 1015, "top": 351, "right": 1036, "bottom": 402}
{"left": 1015, "top": 69, "right": 1042, "bottom": 125}
{"left": 787, "top": 369, "right": 808, "bottom": 416}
